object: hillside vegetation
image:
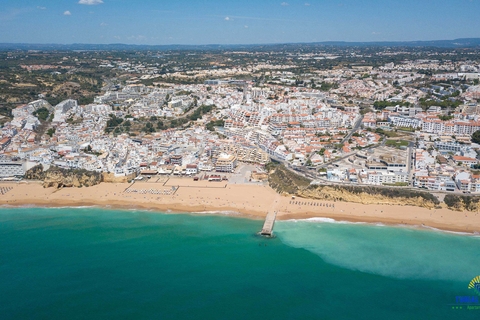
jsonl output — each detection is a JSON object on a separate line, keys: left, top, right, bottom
{"left": 267, "top": 163, "right": 440, "bottom": 209}
{"left": 267, "top": 163, "right": 311, "bottom": 195}
{"left": 444, "top": 194, "right": 480, "bottom": 211}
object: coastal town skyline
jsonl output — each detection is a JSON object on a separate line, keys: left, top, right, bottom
{"left": 2, "top": 2, "right": 480, "bottom": 319}
{"left": 1, "top": 45, "right": 480, "bottom": 209}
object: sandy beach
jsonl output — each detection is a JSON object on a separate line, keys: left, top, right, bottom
{"left": 1, "top": 178, "right": 479, "bottom": 234}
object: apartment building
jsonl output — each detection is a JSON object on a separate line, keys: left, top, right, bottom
{"left": 215, "top": 154, "right": 237, "bottom": 172}
{"left": 367, "top": 171, "right": 408, "bottom": 185}
{"left": 0, "top": 160, "right": 25, "bottom": 177}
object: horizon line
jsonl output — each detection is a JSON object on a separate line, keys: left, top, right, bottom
{"left": 1, "top": 37, "right": 480, "bottom": 48}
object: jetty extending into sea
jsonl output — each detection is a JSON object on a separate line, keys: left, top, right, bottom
{"left": 260, "top": 211, "right": 277, "bottom": 236}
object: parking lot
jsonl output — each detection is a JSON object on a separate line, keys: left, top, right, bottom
{"left": 228, "top": 164, "right": 267, "bottom": 185}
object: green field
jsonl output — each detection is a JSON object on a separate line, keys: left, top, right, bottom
{"left": 383, "top": 182, "right": 409, "bottom": 187}
{"left": 385, "top": 139, "right": 409, "bottom": 148}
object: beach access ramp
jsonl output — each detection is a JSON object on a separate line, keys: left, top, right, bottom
{"left": 260, "top": 211, "right": 277, "bottom": 236}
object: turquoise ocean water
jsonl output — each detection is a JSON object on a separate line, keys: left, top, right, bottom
{"left": 1, "top": 207, "right": 480, "bottom": 319}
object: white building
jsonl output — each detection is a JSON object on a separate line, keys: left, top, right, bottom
{"left": 388, "top": 115, "right": 422, "bottom": 128}
{"left": 215, "top": 154, "right": 237, "bottom": 172}
{"left": 367, "top": 171, "right": 408, "bottom": 185}
{"left": 52, "top": 99, "right": 78, "bottom": 123}
{"left": 0, "top": 160, "right": 25, "bottom": 177}
{"left": 186, "top": 164, "right": 198, "bottom": 175}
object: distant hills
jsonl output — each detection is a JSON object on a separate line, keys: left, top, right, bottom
{"left": 316, "top": 38, "right": 480, "bottom": 48}
{"left": 1, "top": 38, "right": 480, "bottom": 51}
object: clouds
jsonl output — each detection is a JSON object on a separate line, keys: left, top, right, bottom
{"left": 37, "top": 6, "right": 47, "bottom": 10}
{"left": 78, "top": 0, "right": 104, "bottom": 5}
{"left": 62, "top": 0, "right": 105, "bottom": 18}
{"left": 0, "top": 7, "right": 34, "bottom": 21}
{"left": 281, "top": 2, "right": 289, "bottom": 6}
{"left": 224, "top": 16, "right": 230, "bottom": 21}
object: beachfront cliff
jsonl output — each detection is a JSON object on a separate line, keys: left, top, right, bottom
{"left": 267, "top": 163, "right": 440, "bottom": 209}
{"left": 25, "top": 165, "right": 102, "bottom": 188}
{"left": 298, "top": 185, "right": 438, "bottom": 209}
{"left": 444, "top": 194, "right": 480, "bottom": 211}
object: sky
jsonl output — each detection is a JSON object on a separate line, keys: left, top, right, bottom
{"left": 0, "top": 0, "right": 479, "bottom": 45}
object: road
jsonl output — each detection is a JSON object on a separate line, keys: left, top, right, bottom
{"left": 341, "top": 114, "right": 364, "bottom": 144}
{"left": 284, "top": 114, "right": 365, "bottom": 178}
{"left": 101, "top": 78, "right": 116, "bottom": 92}
{"left": 317, "top": 151, "right": 358, "bottom": 169}
{"left": 407, "top": 141, "right": 415, "bottom": 186}
{"left": 315, "top": 137, "right": 387, "bottom": 170}
{"left": 274, "top": 135, "right": 388, "bottom": 181}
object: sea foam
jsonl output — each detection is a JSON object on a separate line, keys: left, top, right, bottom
{"left": 275, "top": 220, "right": 480, "bottom": 282}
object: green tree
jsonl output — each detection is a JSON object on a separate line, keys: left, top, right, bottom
{"left": 46, "top": 128, "right": 56, "bottom": 137}
{"left": 319, "top": 82, "right": 336, "bottom": 92}
{"left": 438, "top": 115, "right": 454, "bottom": 121}
{"left": 143, "top": 122, "right": 155, "bottom": 133}
{"left": 206, "top": 119, "right": 224, "bottom": 131}
{"left": 33, "top": 107, "right": 50, "bottom": 121}
{"left": 105, "top": 114, "right": 123, "bottom": 133}
{"left": 472, "top": 130, "right": 480, "bottom": 144}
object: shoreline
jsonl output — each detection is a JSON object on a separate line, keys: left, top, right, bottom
{"left": 279, "top": 213, "right": 480, "bottom": 235}
{"left": 3, "top": 201, "right": 479, "bottom": 236}
{"left": 1, "top": 179, "right": 480, "bottom": 234}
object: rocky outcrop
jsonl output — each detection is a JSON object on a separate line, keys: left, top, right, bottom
{"left": 24, "top": 164, "right": 45, "bottom": 180}
{"left": 25, "top": 164, "right": 102, "bottom": 188}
